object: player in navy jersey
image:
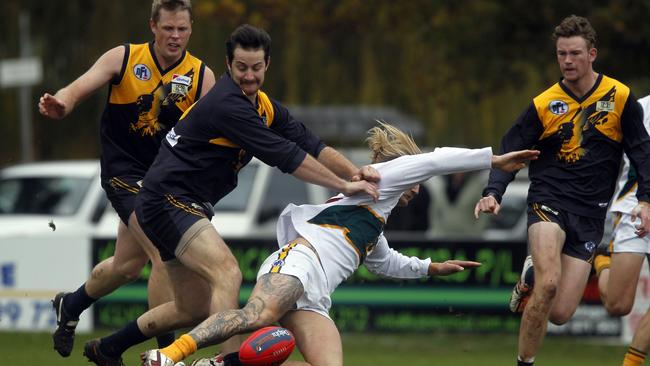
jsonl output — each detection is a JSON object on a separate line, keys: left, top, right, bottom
{"left": 474, "top": 15, "right": 650, "bottom": 366}
{"left": 82, "top": 24, "right": 380, "bottom": 366}
{"left": 38, "top": 0, "right": 216, "bottom": 361}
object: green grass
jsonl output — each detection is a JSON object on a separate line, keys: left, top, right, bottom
{"left": 0, "top": 331, "right": 628, "bottom": 366}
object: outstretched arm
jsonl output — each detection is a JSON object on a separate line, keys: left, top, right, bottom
{"left": 292, "top": 154, "right": 379, "bottom": 200}
{"left": 317, "top": 146, "right": 380, "bottom": 183}
{"left": 38, "top": 45, "right": 124, "bottom": 119}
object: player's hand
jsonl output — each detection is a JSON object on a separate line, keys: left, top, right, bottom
{"left": 429, "top": 260, "right": 482, "bottom": 276}
{"left": 631, "top": 201, "right": 650, "bottom": 237}
{"left": 38, "top": 93, "right": 67, "bottom": 119}
{"left": 474, "top": 195, "right": 500, "bottom": 218}
{"left": 492, "top": 149, "right": 540, "bottom": 172}
{"left": 351, "top": 165, "right": 380, "bottom": 183}
{"left": 341, "top": 180, "right": 379, "bottom": 201}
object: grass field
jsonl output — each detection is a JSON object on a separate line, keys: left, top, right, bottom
{"left": 0, "top": 330, "right": 628, "bottom": 366}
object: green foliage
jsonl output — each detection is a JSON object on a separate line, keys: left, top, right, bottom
{"left": 2, "top": 0, "right": 650, "bottom": 164}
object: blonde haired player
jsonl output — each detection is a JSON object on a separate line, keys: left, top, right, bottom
{"left": 140, "top": 122, "right": 539, "bottom": 366}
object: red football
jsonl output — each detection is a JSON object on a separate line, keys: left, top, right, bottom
{"left": 239, "top": 326, "right": 296, "bottom": 366}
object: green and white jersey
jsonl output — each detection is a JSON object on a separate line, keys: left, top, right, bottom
{"left": 610, "top": 95, "right": 650, "bottom": 214}
{"left": 276, "top": 147, "right": 493, "bottom": 293}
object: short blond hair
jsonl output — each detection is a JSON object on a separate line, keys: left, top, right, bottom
{"left": 366, "top": 121, "right": 421, "bottom": 163}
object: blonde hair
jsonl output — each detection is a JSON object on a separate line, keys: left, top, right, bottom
{"left": 366, "top": 121, "right": 422, "bottom": 163}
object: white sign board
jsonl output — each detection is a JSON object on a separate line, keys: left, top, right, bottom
{"left": 0, "top": 236, "right": 92, "bottom": 332}
{"left": 0, "top": 57, "right": 42, "bottom": 88}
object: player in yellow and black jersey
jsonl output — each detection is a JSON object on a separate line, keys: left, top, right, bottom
{"left": 37, "top": 1, "right": 216, "bottom": 363}
{"left": 474, "top": 15, "right": 650, "bottom": 366}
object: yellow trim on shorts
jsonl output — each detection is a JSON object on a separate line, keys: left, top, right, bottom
{"left": 270, "top": 242, "right": 299, "bottom": 273}
{"left": 165, "top": 194, "right": 206, "bottom": 217}
{"left": 110, "top": 177, "right": 140, "bottom": 194}
{"left": 532, "top": 203, "right": 551, "bottom": 222}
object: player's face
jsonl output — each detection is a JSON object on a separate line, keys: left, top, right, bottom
{"left": 228, "top": 47, "right": 269, "bottom": 97}
{"left": 150, "top": 9, "right": 192, "bottom": 64}
{"left": 398, "top": 185, "right": 420, "bottom": 207}
{"left": 556, "top": 36, "right": 596, "bottom": 83}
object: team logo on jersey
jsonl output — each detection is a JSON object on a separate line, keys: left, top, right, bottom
{"left": 272, "top": 259, "right": 285, "bottom": 267}
{"left": 549, "top": 100, "right": 569, "bottom": 115}
{"left": 171, "top": 74, "right": 192, "bottom": 96}
{"left": 166, "top": 127, "right": 180, "bottom": 147}
{"left": 133, "top": 64, "right": 152, "bottom": 81}
{"left": 596, "top": 101, "right": 614, "bottom": 112}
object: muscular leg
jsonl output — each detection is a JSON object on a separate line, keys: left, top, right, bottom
{"left": 518, "top": 221, "right": 565, "bottom": 362}
{"left": 598, "top": 253, "right": 644, "bottom": 316}
{"left": 127, "top": 213, "right": 176, "bottom": 346}
{"left": 85, "top": 221, "right": 149, "bottom": 298}
{"left": 173, "top": 226, "right": 243, "bottom": 355}
{"left": 548, "top": 254, "right": 591, "bottom": 324}
{"left": 282, "top": 310, "right": 342, "bottom": 366}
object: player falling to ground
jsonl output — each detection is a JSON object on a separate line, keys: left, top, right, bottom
{"left": 38, "top": 0, "right": 215, "bottom": 359}
{"left": 474, "top": 15, "right": 650, "bottom": 366}
{"left": 140, "top": 122, "right": 539, "bottom": 366}
{"left": 594, "top": 95, "right": 650, "bottom": 366}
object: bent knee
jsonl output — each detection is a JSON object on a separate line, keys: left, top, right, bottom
{"left": 242, "top": 304, "right": 281, "bottom": 330}
{"left": 537, "top": 281, "right": 558, "bottom": 300}
{"left": 605, "top": 301, "right": 633, "bottom": 317}
{"left": 549, "top": 311, "right": 572, "bottom": 325}
{"left": 112, "top": 260, "right": 148, "bottom": 282}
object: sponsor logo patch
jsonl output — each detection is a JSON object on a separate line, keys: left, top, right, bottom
{"left": 133, "top": 64, "right": 152, "bottom": 81}
{"left": 596, "top": 101, "right": 614, "bottom": 112}
{"left": 171, "top": 74, "right": 192, "bottom": 96}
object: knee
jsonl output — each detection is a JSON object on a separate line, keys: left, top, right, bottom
{"left": 537, "top": 280, "right": 558, "bottom": 301}
{"left": 90, "top": 258, "right": 141, "bottom": 283}
{"left": 549, "top": 309, "right": 573, "bottom": 325}
{"left": 242, "top": 301, "right": 280, "bottom": 330}
{"left": 605, "top": 301, "right": 633, "bottom": 317}
{"left": 112, "top": 258, "right": 147, "bottom": 282}
{"left": 219, "top": 258, "right": 243, "bottom": 287}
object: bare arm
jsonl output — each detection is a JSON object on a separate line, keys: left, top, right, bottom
{"left": 199, "top": 66, "right": 216, "bottom": 99}
{"left": 428, "top": 260, "right": 481, "bottom": 276}
{"left": 292, "top": 154, "right": 378, "bottom": 200}
{"left": 317, "top": 146, "right": 380, "bottom": 182}
{"left": 474, "top": 149, "right": 539, "bottom": 218}
{"left": 38, "top": 45, "right": 125, "bottom": 119}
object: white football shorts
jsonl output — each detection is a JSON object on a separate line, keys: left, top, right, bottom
{"left": 611, "top": 213, "right": 650, "bottom": 254}
{"left": 257, "top": 242, "right": 332, "bottom": 319}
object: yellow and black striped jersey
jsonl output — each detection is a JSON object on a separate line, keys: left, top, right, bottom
{"left": 484, "top": 74, "right": 650, "bottom": 219}
{"left": 100, "top": 42, "right": 206, "bottom": 179}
